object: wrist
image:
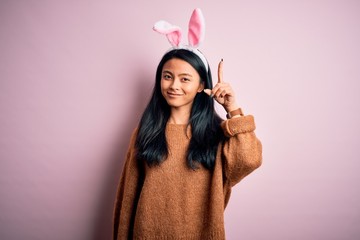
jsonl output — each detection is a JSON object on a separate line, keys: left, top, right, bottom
{"left": 224, "top": 104, "right": 239, "bottom": 113}
{"left": 226, "top": 107, "right": 244, "bottom": 119}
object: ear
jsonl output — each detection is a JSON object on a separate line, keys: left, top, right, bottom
{"left": 197, "top": 81, "right": 205, "bottom": 92}
{"left": 188, "top": 8, "right": 205, "bottom": 47}
{"left": 153, "top": 20, "right": 182, "bottom": 47}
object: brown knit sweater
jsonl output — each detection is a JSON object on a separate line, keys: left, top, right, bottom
{"left": 113, "top": 115, "right": 262, "bottom": 240}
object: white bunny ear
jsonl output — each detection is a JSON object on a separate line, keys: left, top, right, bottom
{"left": 188, "top": 8, "right": 205, "bottom": 47}
{"left": 153, "top": 20, "right": 182, "bottom": 47}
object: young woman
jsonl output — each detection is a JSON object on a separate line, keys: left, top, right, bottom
{"left": 113, "top": 9, "right": 262, "bottom": 240}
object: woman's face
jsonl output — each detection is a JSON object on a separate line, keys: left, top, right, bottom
{"left": 161, "top": 58, "right": 204, "bottom": 111}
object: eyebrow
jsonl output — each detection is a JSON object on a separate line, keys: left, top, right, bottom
{"left": 162, "top": 70, "right": 193, "bottom": 77}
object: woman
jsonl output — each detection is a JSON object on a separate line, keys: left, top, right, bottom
{"left": 113, "top": 9, "right": 262, "bottom": 240}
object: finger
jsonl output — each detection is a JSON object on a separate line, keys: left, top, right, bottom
{"left": 203, "top": 89, "right": 213, "bottom": 97}
{"left": 213, "top": 86, "right": 224, "bottom": 99}
{"left": 211, "top": 82, "right": 225, "bottom": 96}
{"left": 214, "top": 89, "right": 227, "bottom": 99}
{"left": 219, "top": 89, "right": 227, "bottom": 98}
{"left": 218, "top": 58, "right": 224, "bottom": 83}
{"left": 211, "top": 84, "right": 220, "bottom": 96}
{"left": 214, "top": 84, "right": 233, "bottom": 98}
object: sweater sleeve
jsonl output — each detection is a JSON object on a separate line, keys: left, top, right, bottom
{"left": 113, "top": 128, "right": 143, "bottom": 240}
{"left": 221, "top": 115, "right": 262, "bottom": 188}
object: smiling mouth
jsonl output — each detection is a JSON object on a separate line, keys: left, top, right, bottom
{"left": 167, "top": 92, "right": 184, "bottom": 97}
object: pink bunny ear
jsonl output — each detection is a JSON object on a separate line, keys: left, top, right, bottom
{"left": 153, "top": 20, "right": 182, "bottom": 47}
{"left": 188, "top": 8, "right": 205, "bottom": 47}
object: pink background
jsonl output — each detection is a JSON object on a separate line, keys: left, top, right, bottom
{"left": 1, "top": 0, "right": 359, "bottom": 239}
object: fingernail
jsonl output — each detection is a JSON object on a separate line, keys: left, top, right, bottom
{"left": 210, "top": 93, "right": 214, "bottom": 98}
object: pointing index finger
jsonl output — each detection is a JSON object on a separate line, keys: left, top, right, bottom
{"left": 218, "top": 58, "right": 224, "bottom": 83}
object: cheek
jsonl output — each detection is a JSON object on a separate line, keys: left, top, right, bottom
{"left": 183, "top": 87, "right": 196, "bottom": 97}
{"left": 187, "top": 83, "right": 203, "bottom": 94}
{"left": 160, "top": 80, "right": 167, "bottom": 90}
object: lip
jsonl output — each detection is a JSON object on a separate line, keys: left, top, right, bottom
{"left": 167, "top": 92, "right": 184, "bottom": 97}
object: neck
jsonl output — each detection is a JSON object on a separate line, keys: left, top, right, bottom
{"left": 168, "top": 107, "right": 191, "bottom": 124}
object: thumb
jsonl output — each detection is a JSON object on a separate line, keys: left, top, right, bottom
{"left": 203, "top": 89, "right": 212, "bottom": 96}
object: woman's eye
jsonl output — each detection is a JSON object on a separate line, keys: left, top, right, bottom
{"left": 163, "top": 75, "right": 172, "bottom": 79}
{"left": 182, "top": 78, "right": 190, "bottom": 82}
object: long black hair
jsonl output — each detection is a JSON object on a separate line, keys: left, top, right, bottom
{"left": 135, "top": 49, "right": 225, "bottom": 170}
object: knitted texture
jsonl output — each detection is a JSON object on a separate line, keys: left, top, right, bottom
{"left": 113, "top": 115, "right": 262, "bottom": 240}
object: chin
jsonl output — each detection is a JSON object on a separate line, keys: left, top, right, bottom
{"left": 166, "top": 100, "right": 193, "bottom": 109}
{"left": 165, "top": 101, "right": 182, "bottom": 108}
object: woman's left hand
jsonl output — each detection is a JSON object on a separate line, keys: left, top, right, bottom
{"left": 204, "top": 59, "right": 239, "bottom": 112}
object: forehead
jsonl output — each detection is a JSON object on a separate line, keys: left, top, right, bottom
{"left": 162, "top": 58, "right": 198, "bottom": 76}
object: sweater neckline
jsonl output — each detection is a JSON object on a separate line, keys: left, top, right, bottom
{"left": 167, "top": 122, "right": 188, "bottom": 126}
{"left": 166, "top": 122, "right": 192, "bottom": 139}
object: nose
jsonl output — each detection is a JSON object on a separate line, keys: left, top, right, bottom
{"left": 169, "top": 78, "right": 181, "bottom": 90}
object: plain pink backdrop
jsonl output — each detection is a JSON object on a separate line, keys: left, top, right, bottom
{"left": 1, "top": 0, "right": 359, "bottom": 239}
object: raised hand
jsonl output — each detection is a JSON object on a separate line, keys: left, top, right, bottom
{"left": 204, "top": 59, "right": 239, "bottom": 112}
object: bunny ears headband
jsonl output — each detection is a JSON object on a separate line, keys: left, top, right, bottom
{"left": 153, "top": 8, "right": 209, "bottom": 71}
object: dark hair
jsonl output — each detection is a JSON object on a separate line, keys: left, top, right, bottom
{"left": 135, "top": 49, "right": 224, "bottom": 169}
